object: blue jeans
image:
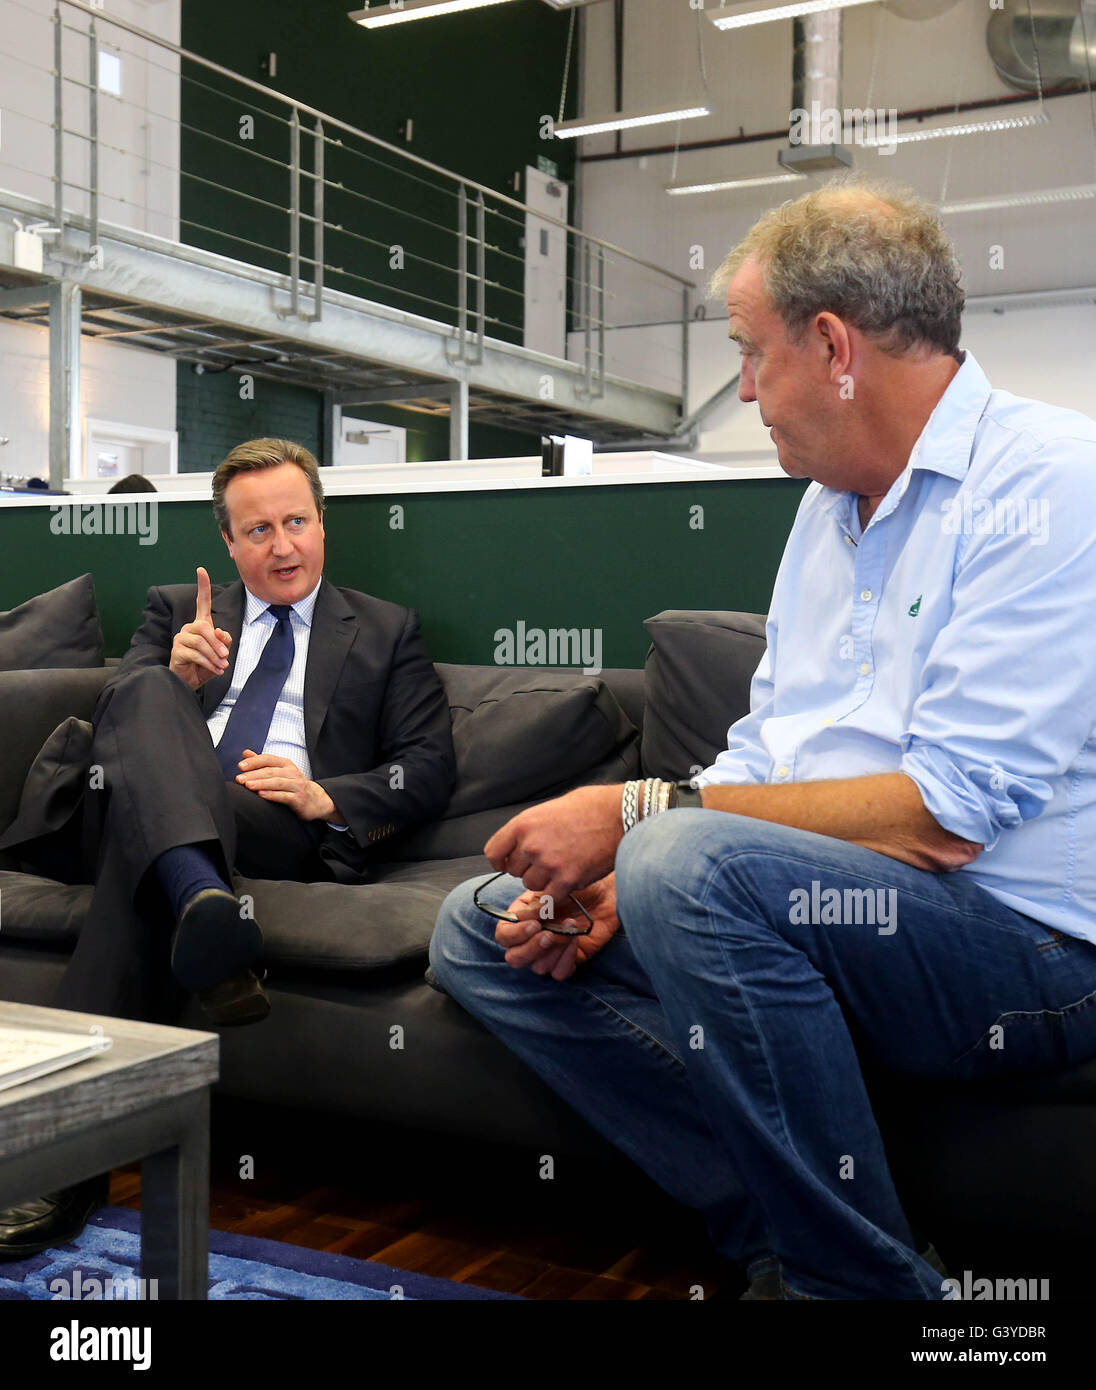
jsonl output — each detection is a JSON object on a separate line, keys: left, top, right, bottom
{"left": 428, "top": 810, "right": 1096, "bottom": 1299}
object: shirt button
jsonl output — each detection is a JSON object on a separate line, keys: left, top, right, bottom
{"left": 776, "top": 765, "right": 789, "bottom": 779}
{"left": 860, "top": 589, "right": 872, "bottom": 601}
{"left": 859, "top": 662, "right": 871, "bottom": 675}
{"left": 845, "top": 535, "right": 854, "bottom": 546}
{"left": 823, "top": 716, "right": 834, "bottom": 726}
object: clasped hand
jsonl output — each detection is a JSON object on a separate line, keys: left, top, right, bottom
{"left": 494, "top": 874, "right": 620, "bottom": 981}
{"left": 234, "top": 748, "right": 337, "bottom": 823}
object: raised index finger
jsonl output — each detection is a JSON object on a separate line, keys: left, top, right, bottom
{"left": 195, "top": 566, "right": 212, "bottom": 623}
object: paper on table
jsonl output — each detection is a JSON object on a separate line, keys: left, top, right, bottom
{"left": 0, "top": 1024, "right": 113, "bottom": 1092}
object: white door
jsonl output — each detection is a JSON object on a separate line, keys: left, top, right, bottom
{"left": 523, "top": 166, "right": 569, "bottom": 360}
{"left": 338, "top": 416, "right": 406, "bottom": 467}
{"left": 93, "top": 441, "right": 143, "bottom": 480}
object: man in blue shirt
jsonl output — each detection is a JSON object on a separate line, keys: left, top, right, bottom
{"left": 429, "top": 176, "right": 1096, "bottom": 1300}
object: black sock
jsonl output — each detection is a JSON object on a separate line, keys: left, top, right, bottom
{"left": 154, "top": 844, "right": 230, "bottom": 922}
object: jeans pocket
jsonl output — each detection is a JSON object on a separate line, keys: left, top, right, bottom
{"left": 951, "top": 1008, "right": 1070, "bottom": 1078}
{"left": 951, "top": 983, "right": 1096, "bottom": 1078}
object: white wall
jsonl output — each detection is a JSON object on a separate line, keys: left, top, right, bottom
{"left": 0, "top": 0, "right": 180, "bottom": 240}
{"left": 575, "top": 1, "right": 1096, "bottom": 323}
{"left": 0, "top": 316, "right": 175, "bottom": 482}
{"left": 688, "top": 297, "right": 1096, "bottom": 467}
{"left": 0, "top": 1, "right": 179, "bottom": 483}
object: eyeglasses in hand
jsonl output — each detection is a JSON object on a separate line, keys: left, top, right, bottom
{"left": 472, "top": 871, "right": 594, "bottom": 936}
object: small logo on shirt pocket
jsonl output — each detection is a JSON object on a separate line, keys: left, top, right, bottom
{"left": 907, "top": 595, "right": 922, "bottom": 617}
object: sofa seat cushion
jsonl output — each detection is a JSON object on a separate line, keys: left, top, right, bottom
{"left": 641, "top": 610, "right": 767, "bottom": 779}
{"left": 0, "top": 856, "right": 491, "bottom": 976}
{"left": 234, "top": 855, "right": 491, "bottom": 974}
{"left": 0, "top": 871, "right": 92, "bottom": 947}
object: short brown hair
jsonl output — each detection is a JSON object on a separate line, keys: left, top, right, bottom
{"left": 708, "top": 173, "right": 964, "bottom": 359}
{"left": 212, "top": 438, "right": 325, "bottom": 537}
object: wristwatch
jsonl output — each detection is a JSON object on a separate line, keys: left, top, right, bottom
{"left": 669, "top": 779, "right": 704, "bottom": 810}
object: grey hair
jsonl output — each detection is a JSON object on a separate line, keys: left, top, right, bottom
{"left": 708, "top": 173, "right": 965, "bottom": 359}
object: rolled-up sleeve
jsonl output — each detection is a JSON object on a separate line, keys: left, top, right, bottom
{"left": 900, "top": 440, "right": 1096, "bottom": 849}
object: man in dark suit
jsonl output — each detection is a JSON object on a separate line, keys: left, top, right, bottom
{"left": 0, "top": 437, "right": 455, "bottom": 1258}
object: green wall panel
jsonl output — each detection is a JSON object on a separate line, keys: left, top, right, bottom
{"left": 179, "top": 0, "right": 579, "bottom": 340}
{"left": 3, "top": 480, "right": 805, "bottom": 666}
{"left": 176, "top": 0, "right": 580, "bottom": 468}
{"left": 177, "top": 368, "right": 324, "bottom": 473}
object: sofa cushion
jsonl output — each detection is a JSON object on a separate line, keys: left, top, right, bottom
{"left": 0, "top": 575, "right": 105, "bottom": 672}
{"left": 641, "top": 610, "right": 766, "bottom": 780}
{"left": 0, "top": 856, "right": 491, "bottom": 977}
{"left": 0, "top": 717, "right": 92, "bottom": 849}
{"left": 0, "top": 668, "right": 111, "bottom": 835}
{"left": 434, "top": 665, "right": 639, "bottom": 820}
{"left": 0, "top": 871, "right": 92, "bottom": 947}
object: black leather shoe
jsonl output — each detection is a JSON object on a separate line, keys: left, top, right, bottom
{"left": 197, "top": 969, "right": 271, "bottom": 1026}
{"left": 0, "top": 1173, "right": 111, "bottom": 1262}
{"left": 171, "top": 888, "right": 263, "bottom": 992}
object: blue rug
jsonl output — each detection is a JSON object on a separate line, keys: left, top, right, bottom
{"left": 0, "top": 1204, "right": 521, "bottom": 1301}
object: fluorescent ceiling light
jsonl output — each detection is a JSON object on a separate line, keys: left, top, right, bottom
{"left": 667, "top": 172, "right": 806, "bottom": 195}
{"left": 349, "top": 0, "right": 518, "bottom": 28}
{"left": 941, "top": 183, "right": 1096, "bottom": 215}
{"left": 708, "top": 0, "right": 879, "bottom": 32}
{"left": 860, "top": 110, "right": 1050, "bottom": 147}
{"left": 554, "top": 104, "right": 711, "bottom": 139}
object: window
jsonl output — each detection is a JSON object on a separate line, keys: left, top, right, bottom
{"left": 97, "top": 51, "right": 122, "bottom": 96}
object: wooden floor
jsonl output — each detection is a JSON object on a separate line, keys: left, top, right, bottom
{"left": 109, "top": 1098, "right": 740, "bottom": 1300}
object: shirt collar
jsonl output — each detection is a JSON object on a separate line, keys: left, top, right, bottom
{"left": 813, "top": 348, "right": 993, "bottom": 520}
{"left": 243, "top": 576, "right": 322, "bottom": 627}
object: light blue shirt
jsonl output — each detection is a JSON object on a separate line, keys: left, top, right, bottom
{"left": 696, "top": 350, "right": 1096, "bottom": 945}
{"left": 207, "top": 578, "right": 320, "bottom": 779}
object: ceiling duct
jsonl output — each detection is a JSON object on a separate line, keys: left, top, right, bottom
{"left": 988, "top": 0, "right": 1096, "bottom": 93}
{"left": 780, "top": 10, "right": 854, "bottom": 173}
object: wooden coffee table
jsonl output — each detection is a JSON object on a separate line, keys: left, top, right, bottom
{"left": 0, "top": 1001, "right": 218, "bottom": 1299}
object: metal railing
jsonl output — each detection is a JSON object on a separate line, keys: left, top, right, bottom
{"left": 0, "top": 0, "right": 696, "bottom": 400}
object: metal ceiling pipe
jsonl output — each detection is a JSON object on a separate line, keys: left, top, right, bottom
{"left": 988, "top": 0, "right": 1096, "bottom": 93}
{"left": 803, "top": 8, "right": 842, "bottom": 116}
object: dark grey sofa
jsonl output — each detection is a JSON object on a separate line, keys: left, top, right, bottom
{"left": 2, "top": 609, "right": 1096, "bottom": 1288}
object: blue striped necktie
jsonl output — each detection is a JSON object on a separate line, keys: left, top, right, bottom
{"left": 216, "top": 605, "right": 295, "bottom": 780}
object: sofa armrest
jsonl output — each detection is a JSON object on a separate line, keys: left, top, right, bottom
{"left": 0, "top": 667, "right": 111, "bottom": 832}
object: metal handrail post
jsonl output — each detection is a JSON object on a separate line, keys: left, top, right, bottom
{"left": 473, "top": 189, "right": 485, "bottom": 364}
{"left": 596, "top": 245, "right": 605, "bottom": 399}
{"left": 572, "top": 232, "right": 585, "bottom": 398}
{"left": 681, "top": 285, "right": 690, "bottom": 411}
{"left": 312, "top": 117, "right": 324, "bottom": 321}
{"left": 88, "top": 16, "right": 98, "bottom": 254}
{"left": 456, "top": 182, "right": 468, "bottom": 362}
{"left": 53, "top": 4, "right": 65, "bottom": 238}
{"left": 288, "top": 107, "right": 300, "bottom": 319}
{"left": 583, "top": 239, "right": 593, "bottom": 399}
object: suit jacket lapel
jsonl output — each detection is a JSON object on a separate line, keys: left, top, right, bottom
{"left": 304, "top": 578, "right": 356, "bottom": 758}
{"left": 199, "top": 580, "right": 245, "bottom": 716}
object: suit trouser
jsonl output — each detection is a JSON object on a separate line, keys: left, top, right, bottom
{"left": 50, "top": 665, "right": 332, "bottom": 1021}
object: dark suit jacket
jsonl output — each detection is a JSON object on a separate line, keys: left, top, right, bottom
{"left": 105, "top": 576, "right": 456, "bottom": 877}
